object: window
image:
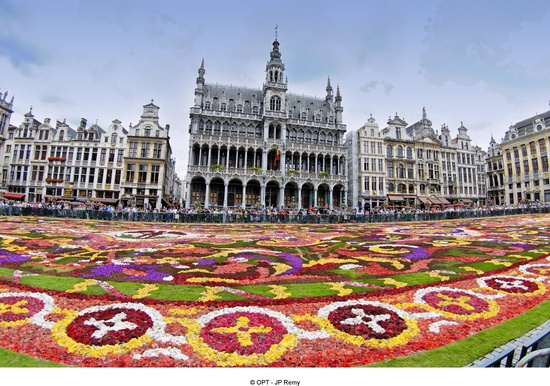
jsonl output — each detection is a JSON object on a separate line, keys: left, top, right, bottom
{"left": 88, "top": 168, "right": 95, "bottom": 183}
{"left": 126, "top": 164, "right": 135, "bottom": 182}
{"left": 100, "top": 149, "right": 106, "bottom": 163}
{"left": 269, "top": 95, "right": 281, "bottom": 111}
{"left": 138, "top": 164, "right": 148, "bottom": 182}
{"left": 144, "top": 128, "right": 151, "bottom": 137}
{"left": 153, "top": 143, "right": 162, "bottom": 159}
{"left": 129, "top": 142, "right": 138, "bottom": 157}
{"left": 396, "top": 127, "right": 401, "bottom": 139}
{"left": 111, "top": 133, "right": 117, "bottom": 144}
{"left": 150, "top": 165, "right": 160, "bottom": 183}
{"left": 386, "top": 145, "right": 393, "bottom": 157}
{"left": 117, "top": 150, "right": 124, "bottom": 163}
{"left": 539, "top": 139, "right": 546, "bottom": 153}
{"left": 205, "top": 101, "right": 211, "bottom": 109}
{"left": 141, "top": 142, "right": 150, "bottom": 158}
{"left": 220, "top": 103, "right": 226, "bottom": 112}
{"left": 387, "top": 161, "right": 394, "bottom": 178}
{"left": 236, "top": 104, "right": 243, "bottom": 113}
{"left": 363, "top": 158, "right": 369, "bottom": 172}
{"left": 397, "top": 146, "right": 403, "bottom": 157}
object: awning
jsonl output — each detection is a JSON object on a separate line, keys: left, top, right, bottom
{"left": 461, "top": 198, "right": 473, "bottom": 203}
{"left": 387, "top": 194, "right": 404, "bottom": 201}
{"left": 429, "top": 197, "right": 443, "bottom": 204}
{"left": 91, "top": 198, "right": 119, "bottom": 204}
{"left": 438, "top": 197, "right": 450, "bottom": 205}
{"left": 417, "top": 196, "right": 430, "bottom": 204}
{"left": 2, "top": 193, "right": 26, "bottom": 200}
{"left": 60, "top": 196, "right": 76, "bottom": 201}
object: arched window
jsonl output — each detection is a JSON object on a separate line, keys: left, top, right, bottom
{"left": 397, "top": 146, "right": 403, "bottom": 157}
{"left": 397, "top": 164, "right": 404, "bottom": 178}
{"left": 59, "top": 130, "right": 64, "bottom": 141}
{"left": 386, "top": 145, "right": 393, "bottom": 157}
{"left": 370, "top": 129, "right": 374, "bottom": 137}
{"left": 388, "top": 183, "right": 395, "bottom": 192}
{"left": 406, "top": 147, "right": 413, "bottom": 159}
{"left": 111, "top": 133, "right": 117, "bottom": 144}
{"left": 270, "top": 96, "right": 281, "bottom": 111}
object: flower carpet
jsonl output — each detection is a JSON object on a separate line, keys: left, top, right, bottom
{"left": 0, "top": 214, "right": 550, "bottom": 367}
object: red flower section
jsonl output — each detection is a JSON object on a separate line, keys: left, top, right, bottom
{"left": 327, "top": 304, "right": 407, "bottom": 340}
{"left": 421, "top": 289, "right": 489, "bottom": 315}
{"left": 0, "top": 296, "right": 44, "bottom": 323}
{"left": 485, "top": 277, "right": 540, "bottom": 294}
{"left": 66, "top": 308, "right": 153, "bottom": 346}
{"left": 200, "top": 312, "right": 287, "bottom": 355}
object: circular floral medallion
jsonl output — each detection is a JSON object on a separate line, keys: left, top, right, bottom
{"left": 51, "top": 303, "right": 167, "bottom": 357}
{"left": 477, "top": 275, "right": 545, "bottom": 296}
{"left": 414, "top": 287, "right": 499, "bottom": 321}
{"left": 317, "top": 300, "right": 419, "bottom": 348}
{"left": 0, "top": 292, "right": 55, "bottom": 328}
{"left": 185, "top": 306, "right": 299, "bottom": 366}
{"left": 519, "top": 263, "right": 550, "bottom": 277}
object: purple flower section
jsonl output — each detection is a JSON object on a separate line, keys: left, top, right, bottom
{"left": 278, "top": 252, "right": 302, "bottom": 275}
{"left": 0, "top": 250, "right": 31, "bottom": 265}
{"left": 83, "top": 264, "right": 169, "bottom": 281}
{"left": 197, "top": 258, "right": 217, "bottom": 266}
{"left": 403, "top": 247, "right": 431, "bottom": 260}
{"left": 512, "top": 243, "right": 532, "bottom": 249}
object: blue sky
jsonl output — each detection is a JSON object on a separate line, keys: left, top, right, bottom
{"left": 1, "top": 0, "right": 550, "bottom": 178}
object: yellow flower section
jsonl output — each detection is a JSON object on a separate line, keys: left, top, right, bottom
{"left": 268, "top": 285, "right": 291, "bottom": 299}
{"left": 132, "top": 284, "right": 159, "bottom": 299}
{"left": 51, "top": 311, "right": 152, "bottom": 358}
{"left": 325, "top": 283, "right": 353, "bottom": 296}
{"left": 422, "top": 294, "right": 500, "bottom": 321}
{"left": 180, "top": 318, "right": 299, "bottom": 366}
{"left": 0, "top": 299, "right": 30, "bottom": 328}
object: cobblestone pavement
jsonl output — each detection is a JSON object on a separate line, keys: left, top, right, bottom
{"left": 468, "top": 319, "right": 550, "bottom": 367}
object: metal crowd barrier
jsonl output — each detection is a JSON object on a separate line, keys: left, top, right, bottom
{"left": 0, "top": 206, "right": 547, "bottom": 224}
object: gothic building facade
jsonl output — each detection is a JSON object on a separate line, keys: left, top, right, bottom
{"left": 185, "top": 39, "right": 348, "bottom": 210}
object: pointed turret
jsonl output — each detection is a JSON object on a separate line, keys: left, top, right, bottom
{"left": 335, "top": 85, "right": 343, "bottom": 124}
{"left": 265, "top": 39, "right": 286, "bottom": 87}
{"left": 325, "top": 76, "right": 333, "bottom": 103}
{"left": 194, "top": 59, "right": 206, "bottom": 108}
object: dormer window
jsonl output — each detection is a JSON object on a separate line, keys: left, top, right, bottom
{"left": 315, "top": 114, "right": 321, "bottom": 122}
{"left": 300, "top": 112, "right": 307, "bottom": 120}
{"left": 205, "top": 101, "right": 211, "bottom": 110}
{"left": 236, "top": 104, "right": 243, "bottom": 113}
{"left": 59, "top": 131, "right": 64, "bottom": 141}
{"left": 328, "top": 116, "right": 334, "bottom": 124}
{"left": 145, "top": 128, "right": 151, "bottom": 137}
{"left": 220, "top": 103, "right": 226, "bottom": 112}
{"left": 135, "top": 129, "right": 140, "bottom": 136}
{"left": 252, "top": 106, "right": 259, "bottom": 114}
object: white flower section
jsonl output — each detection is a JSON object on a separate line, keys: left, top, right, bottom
{"left": 0, "top": 291, "right": 56, "bottom": 329}
{"left": 477, "top": 275, "right": 542, "bottom": 290}
{"left": 75, "top": 303, "right": 186, "bottom": 345}
{"left": 428, "top": 320, "right": 458, "bottom": 333}
{"left": 132, "top": 347, "right": 189, "bottom": 361}
{"left": 318, "top": 299, "right": 411, "bottom": 320}
{"left": 162, "top": 276, "right": 174, "bottom": 282}
{"left": 413, "top": 286, "right": 494, "bottom": 304}
{"left": 519, "top": 263, "right": 550, "bottom": 276}
{"left": 340, "top": 264, "right": 362, "bottom": 270}
{"left": 136, "top": 248, "right": 158, "bottom": 253}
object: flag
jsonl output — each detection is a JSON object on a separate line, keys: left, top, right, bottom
{"left": 274, "top": 148, "right": 280, "bottom": 167}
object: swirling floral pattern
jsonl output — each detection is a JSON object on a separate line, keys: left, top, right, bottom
{"left": 0, "top": 214, "right": 549, "bottom": 366}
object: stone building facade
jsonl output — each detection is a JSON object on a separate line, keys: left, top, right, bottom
{"left": 499, "top": 108, "right": 550, "bottom": 204}
{"left": 347, "top": 108, "right": 487, "bottom": 210}
{"left": 1, "top": 101, "right": 179, "bottom": 208}
{"left": 185, "top": 39, "right": 347, "bottom": 210}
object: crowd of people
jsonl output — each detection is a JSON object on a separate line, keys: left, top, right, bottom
{"left": 1, "top": 198, "right": 549, "bottom": 224}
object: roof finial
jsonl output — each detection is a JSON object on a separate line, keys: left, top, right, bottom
{"left": 275, "top": 24, "right": 278, "bottom": 40}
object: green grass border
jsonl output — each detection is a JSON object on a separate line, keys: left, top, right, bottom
{"left": 0, "top": 298, "right": 548, "bottom": 367}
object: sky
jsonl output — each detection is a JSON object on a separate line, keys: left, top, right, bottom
{"left": 1, "top": 0, "right": 550, "bottom": 179}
